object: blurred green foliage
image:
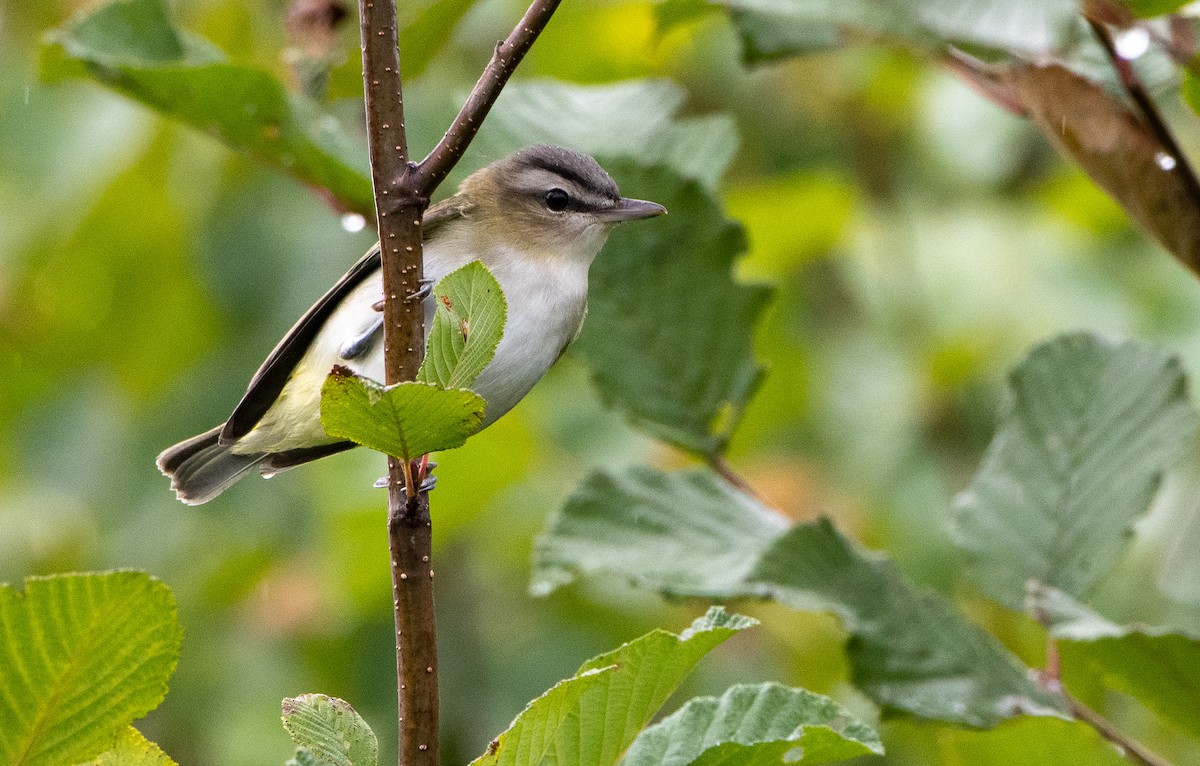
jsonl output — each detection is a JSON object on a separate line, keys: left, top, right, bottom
{"left": 8, "top": 0, "right": 1200, "bottom": 764}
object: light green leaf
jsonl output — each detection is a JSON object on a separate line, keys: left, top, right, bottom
{"left": 1119, "top": 0, "right": 1192, "bottom": 18}
{"left": 534, "top": 468, "right": 1064, "bottom": 726}
{"left": 884, "top": 716, "right": 1129, "bottom": 766}
{"left": 953, "top": 333, "right": 1198, "bottom": 609}
{"left": 1030, "top": 585, "right": 1200, "bottom": 739}
{"left": 416, "top": 261, "right": 507, "bottom": 390}
{"left": 475, "top": 80, "right": 738, "bottom": 192}
{"left": 622, "top": 682, "right": 882, "bottom": 766}
{"left": 40, "top": 0, "right": 374, "bottom": 215}
{"left": 285, "top": 750, "right": 326, "bottom": 766}
{"left": 541, "top": 607, "right": 757, "bottom": 766}
{"left": 0, "top": 572, "right": 181, "bottom": 766}
{"left": 319, "top": 368, "right": 485, "bottom": 461}
{"left": 574, "top": 165, "right": 770, "bottom": 457}
{"left": 470, "top": 667, "right": 614, "bottom": 766}
{"left": 82, "top": 727, "right": 178, "bottom": 766}
{"left": 281, "top": 694, "right": 378, "bottom": 766}
{"left": 400, "top": 0, "right": 480, "bottom": 79}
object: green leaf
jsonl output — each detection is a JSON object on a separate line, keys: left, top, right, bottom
{"left": 470, "top": 667, "right": 614, "bottom": 766}
{"left": 1119, "top": 0, "right": 1193, "bottom": 18}
{"left": 534, "top": 468, "right": 1064, "bottom": 726}
{"left": 541, "top": 607, "right": 757, "bottom": 766}
{"left": 1030, "top": 585, "right": 1200, "bottom": 739}
{"left": 953, "top": 333, "right": 1198, "bottom": 609}
{"left": 286, "top": 750, "right": 326, "bottom": 766}
{"left": 400, "top": 0, "right": 480, "bottom": 79}
{"left": 281, "top": 694, "right": 378, "bottom": 766}
{"left": 0, "top": 572, "right": 181, "bottom": 766}
{"left": 83, "top": 727, "right": 178, "bottom": 766}
{"left": 319, "top": 368, "right": 485, "bottom": 461}
{"left": 40, "top": 0, "right": 374, "bottom": 216}
{"left": 574, "top": 165, "right": 770, "bottom": 457}
{"left": 476, "top": 80, "right": 738, "bottom": 192}
{"left": 622, "top": 682, "right": 882, "bottom": 766}
{"left": 720, "top": 0, "right": 1079, "bottom": 64}
{"left": 653, "top": 0, "right": 722, "bottom": 39}
{"left": 884, "top": 716, "right": 1130, "bottom": 766}
{"left": 416, "top": 261, "right": 507, "bottom": 390}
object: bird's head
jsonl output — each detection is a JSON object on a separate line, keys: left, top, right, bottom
{"left": 457, "top": 145, "right": 667, "bottom": 262}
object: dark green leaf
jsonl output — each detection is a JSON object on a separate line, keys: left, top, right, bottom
{"left": 416, "top": 261, "right": 507, "bottom": 390}
{"left": 281, "top": 694, "right": 378, "bottom": 766}
{"left": 622, "top": 682, "right": 882, "bottom": 766}
{"left": 0, "top": 572, "right": 181, "bottom": 766}
{"left": 85, "top": 727, "right": 178, "bottom": 766}
{"left": 542, "top": 607, "right": 757, "bottom": 766}
{"left": 575, "top": 165, "right": 770, "bottom": 457}
{"left": 720, "top": 0, "right": 1079, "bottom": 64}
{"left": 469, "top": 667, "right": 614, "bottom": 766}
{"left": 40, "top": 0, "right": 374, "bottom": 216}
{"left": 534, "top": 468, "right": 1064, "bottom": 726}
{"left": 399, "top": 0, "right": 480, "bottom": 79}
{"left": 653, "top": 0, "right": 722, "bottom": 39}
{"left": 320, "top": 368, "right": 485, "bottom": 461}
{"left": 953, "top": 333, "right": 1197, "bottom": 609}
{"left": 1030, "top": 585, "right": 1200, "bottom": 739}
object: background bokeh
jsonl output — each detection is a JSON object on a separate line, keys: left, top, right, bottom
{"left": 6, "top": 1, "right": 1200, "bottom": 763}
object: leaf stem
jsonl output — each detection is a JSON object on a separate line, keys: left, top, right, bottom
{"left": 1066, "top": 693, "right": 1175, "bottom": 766}
{"left": 708, "top": 454, "right": 768, "bottom": 505}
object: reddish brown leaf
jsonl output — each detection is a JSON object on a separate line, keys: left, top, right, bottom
{"left": 1006, "top": 63, "right": 1200, "bottom": 271}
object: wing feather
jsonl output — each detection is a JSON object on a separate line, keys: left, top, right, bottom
{"left": 220, "top": 198, "right": 468, "bottom": 443}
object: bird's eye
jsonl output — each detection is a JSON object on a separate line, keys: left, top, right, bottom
{"left": 544, "top": 188, "right": 570, "bottom": 212}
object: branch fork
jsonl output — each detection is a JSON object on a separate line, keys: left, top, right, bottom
{"left": 356, "top": 0, "right": 561, "bottom": 762}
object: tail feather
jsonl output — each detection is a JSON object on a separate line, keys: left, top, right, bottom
{"left": 156, "top": 425, "right": 266, "bottom": 505}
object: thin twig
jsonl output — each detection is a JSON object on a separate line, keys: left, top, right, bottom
{"left": 1030, "top": 598, "right": 1173, "bottom": 766}
{"left": 1087, "top": 18, "right": 1200, "bottom": 214}
{"left": 1067, "top": 694, "right": 1175, "bottom": 766}
{"left": 412, "top": 0, "right": 563, "bottom": 194}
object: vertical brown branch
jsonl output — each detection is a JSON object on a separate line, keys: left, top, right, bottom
{"left": 357, "top": 0, "right": 561, "bottom": 762}
{"left": 387, "top": 480, "right": 438, "bottom": 765}
{"left": 358, "top": 0, "right": 436, "bottom": 763}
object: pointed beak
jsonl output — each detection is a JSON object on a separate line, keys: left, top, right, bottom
{"left": 596, "top": 197, "right": 668, "bottom": 222}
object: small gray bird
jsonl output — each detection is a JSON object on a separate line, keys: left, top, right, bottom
{"left": 158, "top": 146, "right": 666, "bottom": 504}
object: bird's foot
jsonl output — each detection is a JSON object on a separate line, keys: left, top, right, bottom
{"left": 373, "top": 460, "right": 437, "bottom": 492}
{"left": 340, "top": 314, "right": 384, "bottom": 360}
{"left": 406, "top": 278, "right": 435, "bottom": 303}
